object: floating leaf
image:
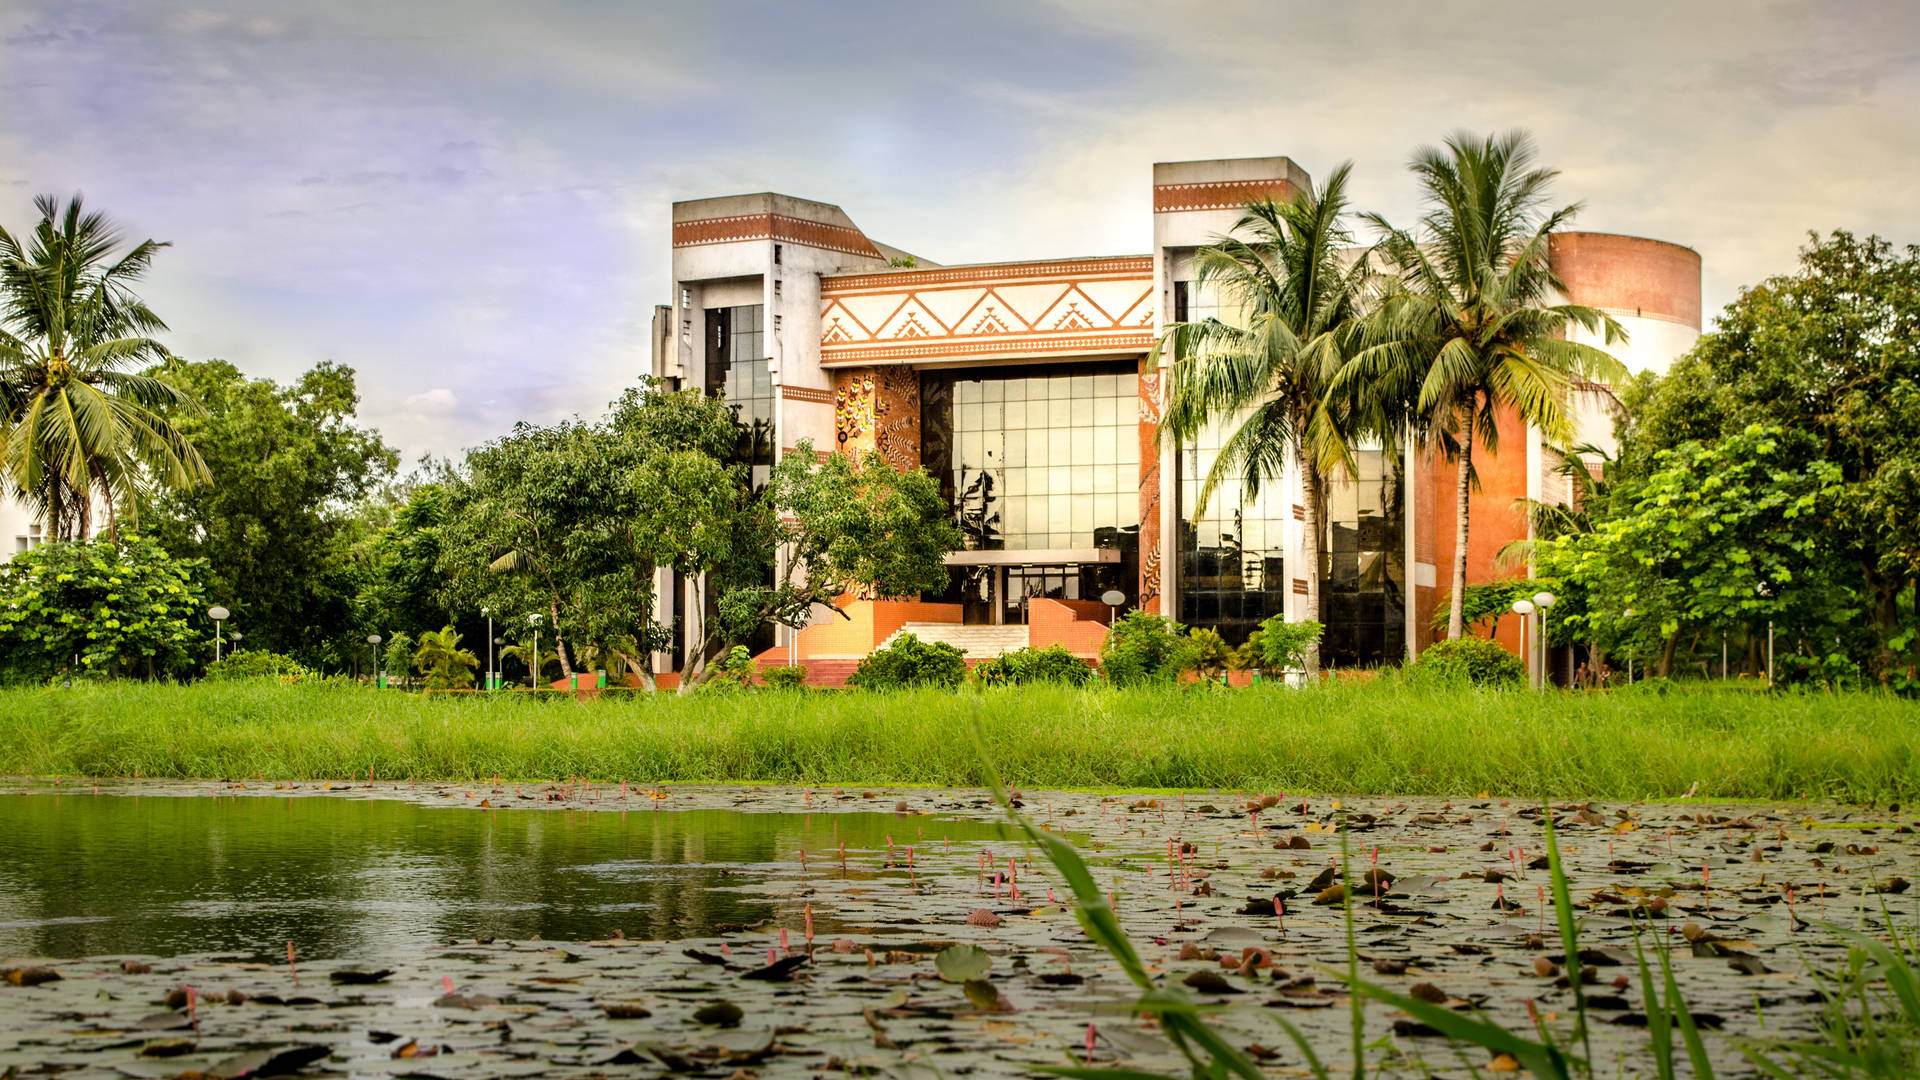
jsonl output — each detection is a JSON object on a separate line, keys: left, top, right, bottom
{"left": 935, "top": 943, "right": 991, "bottom": 983}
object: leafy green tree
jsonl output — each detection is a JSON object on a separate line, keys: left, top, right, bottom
{"left": 1245, "top": 614, "right": 1324, "bottom": 673}
{"left": 1186, "top": 627, "right": 1235, "bottom": 680}
{"left": 1099, "top": 611, "right": 1198, "bottom": 687}
{"left": 412, "top": 624, "right": 478, "bottom": 691}
{"left": 144, "top": 359, "right": 397, "bottom": 665}
{"left": 439, "top": 421, "right": 618, "bottom": 682}
{"left": 0, "top": 533, "right": 205, "bottom": 681}
{"left": 1154, "top": 165, "right": 1370, "bottom": 677}
{"left": 1543, "top": 425, "right": 1853, "bottom": 678}
{"left": 1618, "top": 231, "right": 1920, "bottom": 682}
{"left": 0, "top": 195, "right": 208, "bottom": 538}
{"left": 381, "top": 630, "right": 415, "bottom": 688}
{"left": 1345, "top": 131, "right": 1626, "bottom": 640}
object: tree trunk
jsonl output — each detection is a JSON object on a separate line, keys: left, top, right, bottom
{"left": 550, "top": 598, "right": 574, "bottom": 682}
{"left": 1656, "top": 629, "right": 1680, "bottom": 678}
{"left": 1446, "top": 408, "right": 1476, "bottom": 641}
{"left": 624, "top": 652, "right": 656, "bottom": 693}
{"left": 678, "top": 577, "right": 705, "bottom": 697}
{"left": 1296, "top": 441, "right": 1323, "bottom": 679}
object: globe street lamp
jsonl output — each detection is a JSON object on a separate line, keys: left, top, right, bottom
{"left": 207, "top": 606, "right": 231, "bottom": 662}
{"left": 367, "top": 634, "right": 383, "bottom": 688}
{"left": 1510, "top": 599, "right": 1535, "bottom": 689}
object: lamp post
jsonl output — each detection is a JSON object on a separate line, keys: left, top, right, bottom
{"left": 482, "top": 607, "right": 494, "bottom": 691}
{"left": 529, "top": 613, "right": 543, "bottom": 690}
{"left": 207, "top": 606, "right": 230, "bottom": 662}
{"left": 1510, "top": 599, "right": 1535, "bottom": 688}
{"left": 1533, "top": 592, "right": 1556, "bottom": 692}
{"left": 230, "top": 631, "right": 243, "bottom": 653}
{"left": 367, "top": 634, "right": 383, "bottom": 688}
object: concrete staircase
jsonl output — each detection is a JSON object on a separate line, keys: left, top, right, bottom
{"left": 881, "top": 623, "right": 1030, "bottom": 659}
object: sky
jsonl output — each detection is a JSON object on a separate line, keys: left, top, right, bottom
{"left": 2, "top": 1, "right": 1916, "bottom": 461}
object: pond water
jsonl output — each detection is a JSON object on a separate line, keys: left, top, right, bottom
{"left": 0, "top": 793, "right": 1014, "bottom": 961}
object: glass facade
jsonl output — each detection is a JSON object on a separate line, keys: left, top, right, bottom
{"left": 703, "top": 303, "right": 775, "bottom": 655}
{"left": 920, "top": 361, "right": 1141, "bottom": 620}
{"left": 704, "top": 304, "right": 774, "bottom": 489}
{"left": 922, "top": 362, "right": 1140, "bottom": 551}
{"left": 1320, "top": 449, "right": 1405, "bottom": 666}
{"left": 1174, "top": 422, "right": 1290, "bottom": 646}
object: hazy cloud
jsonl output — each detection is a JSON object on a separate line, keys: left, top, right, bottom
{"left": 2, "top": 0, "right": 1915, "bottom": 458}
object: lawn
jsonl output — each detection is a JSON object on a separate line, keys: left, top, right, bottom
{"left": 3, "top": 678, "right": 1915, "bottom": 800}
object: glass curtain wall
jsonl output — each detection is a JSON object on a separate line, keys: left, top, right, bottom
{"left": 1172, "top": 278, "right": 1289, "bottom": 645}
{"left": 920, "top": 361, "right": 1141, "bottom": 618}
{"left": 702, "top": 303, "right": 775, "bottom": 656}
{"left": 705, "top": 304, "right": 774, "bottom": 489}
{"left": 1320, "top": 449, "right": 1405, "bottom": 665}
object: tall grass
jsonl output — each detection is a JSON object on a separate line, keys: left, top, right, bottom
{"left": 1, "top": 679, "right": 1916, "bottom": 798}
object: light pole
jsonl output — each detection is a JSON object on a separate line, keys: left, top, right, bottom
{"left": 367, "top": 634, "right": 382, "bottom": 687}
{"left": 529, "top": 613, "right": 544, "bottom": 690}
{"left": 1533, "top": 592, "right": 1556, "bottom": 692}
{"left": 230, "top": 631, "right": 243, "bottom": 654}
{"left": 207, "top": 606, "right": 230, "bottom": 662}
{"left": 482, "top": 606, "right": 494, "bottom": 690}
{"left": 1511, "top": 599, "right": 1535, "bottom": 688}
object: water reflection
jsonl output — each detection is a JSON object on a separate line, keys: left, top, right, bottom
{"left": 0, "top": 794, "right": 1012, "bottom": 960}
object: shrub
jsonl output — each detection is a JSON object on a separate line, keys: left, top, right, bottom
{"left": 763, "top": 664, "right": 809, "bottom": 690}
{"left": 1410, "top": 636, "right": 1525, "bottom": 688}
{"left": 204, "top": 649, "right": 313, "bottom": 682}
{"left": 847, "top": 633, "right": 967, "bottom": 691}
{"left": 1245, "top": 616, "right": 1324, "bottom": 672}
{"left": 1186, "top": 627, "right": 1235, "bottom": 680}
{"left": 702, "top": 645, "right": 759, "bottom": 692}
{"left": 973, "top": 645, "right": 1094, "bottom": 687}
{"left": 1099, "top": 612, "right": 1197, "bottom": 687}
{"left": 413, "top": 625, "right": 479, "bottom": 691}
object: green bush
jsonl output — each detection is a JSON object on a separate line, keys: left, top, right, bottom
{"left": 764, "top": 664, "right": 809, "bottom": 690}
{"left": 701, "top": 645, "right": 759, "bottom": 692}
{"left": 1245, "top": 616, "right": 1324, "bottom": 672}
{"left": 204, "top": 649, "right": 314, "bottom": 682}
{"left": 1186, "top": 627, "right": 1234, "bottom": 680}
{"left": 846, "top": 633, "right": 967, "bottom": 691}
{"left": 1410, "top": 636, "right": 1525, "bottom": 688}
{"left": 1099, "top": 612, "right": 1197, "bottom": 687}
{"left": 973, "top": 645, "right": 1094, "bottom": 687}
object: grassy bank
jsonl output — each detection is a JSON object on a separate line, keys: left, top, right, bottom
{"left": 1, "top": 679, "right": 1916, "bottom": 800}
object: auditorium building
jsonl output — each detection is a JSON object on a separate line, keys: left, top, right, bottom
{"left": 648, "top": 155, "right": 1701, "bottom": 684}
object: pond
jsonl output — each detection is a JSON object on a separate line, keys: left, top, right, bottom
{"left": 1, "top": 783, "right": 1913, "bottom": 1078}
{"left": 0, "top": 791, "right": 1015, "bottom": 960}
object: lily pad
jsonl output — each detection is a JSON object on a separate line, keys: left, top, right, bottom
{"left": 934, "top": 943, "right": 991, "bottom": 983}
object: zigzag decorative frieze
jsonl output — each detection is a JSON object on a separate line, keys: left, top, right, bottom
{"left": 819, "top": 256, "right": 1154, "bottom": 365}
{"left": 1153, "top": 179, "right": 1299, "bottom": 213}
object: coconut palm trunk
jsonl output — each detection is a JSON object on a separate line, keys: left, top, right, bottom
{"left": 1447, "top": 407, "right": 1475, "bottom": 640}
{"left": 1295, "top": 438, "right": 1323, "bottom": 678}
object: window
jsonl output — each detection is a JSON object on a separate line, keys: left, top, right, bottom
{"left": 704, "top": 304, "right": 774, "bottom": 489}
{"left": 1318, "top": 449, "right": 1405, "bottom": 667}
{"left": 702, "top": 303, "right": 777, "bottom": 655}
{"left": 921, "top": 362, "right": 1140, "bottom": 552}
{"left": 920, "top": 361, "right": 1141, "bottom": 612}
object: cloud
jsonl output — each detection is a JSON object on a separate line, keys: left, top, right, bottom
{"left": 403, "top": 388, "right": 457, "bottom": 415}
{"left": 1, "top": 0, "right": 1915, "bottom": 462}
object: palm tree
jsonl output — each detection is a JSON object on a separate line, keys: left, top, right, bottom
{"left": 1343, "top": 131, "right": 1627, "bottom": 641}
{"left": 0, "top": 194, "right": 207, "bottom": 540}
{"left": 413, "top": 624, "right": 479, "bottom": 691}
{"left": 1153, "top": 163, "right": 1369, "bottom": 677}
{"left": 1493, "top": 442, "right": 1616, "bottom": 573}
